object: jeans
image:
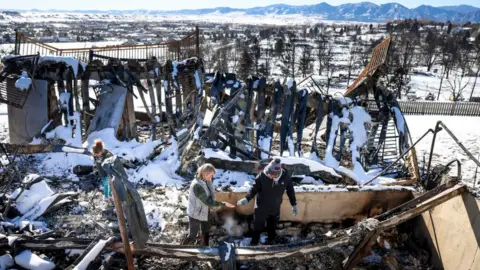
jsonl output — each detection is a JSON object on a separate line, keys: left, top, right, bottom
{"left": 103, "top": 176, "right": 112, "bottom": 198}
{"left": 184, "top": 216, "right": 210, "bottom": 245}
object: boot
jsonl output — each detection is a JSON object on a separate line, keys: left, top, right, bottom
{"left": 200, "top": 233, "right": 210, "bottom": 246}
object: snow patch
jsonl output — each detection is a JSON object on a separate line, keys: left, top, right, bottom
{"left": 73, "top": 238, "right": 112, "bottom": 270}
{"left": 15, "top": 250, "right": 55, "bottom": 270}
{"left": 203, "top": 148, "right": 242, "bottom": 161}
{"left": 15, "top": 71, "right": 32, "bottom": 91}
{"left": 0, "top": 254, "right": 13, "bottom": 270}
{"left": 84, "top": 128, "right": 162, "bottom": 162}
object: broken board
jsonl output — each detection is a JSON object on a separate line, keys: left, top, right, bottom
{"left": 87, "top": 85, "right": 127, "bottom": 136}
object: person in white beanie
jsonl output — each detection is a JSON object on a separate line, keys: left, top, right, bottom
{"left": 237, "top": 158, "right": 297, "bottom": 245}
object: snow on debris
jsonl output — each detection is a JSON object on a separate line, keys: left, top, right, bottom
{"left": 128, "top": 138, "right": 183, "bottom": 186}
{"left": 142, "top": 187, "right": 187, "bottom": 232}
{"left": 203, "top": 148, "right": 242, "bottom": 161}
{"left": 333, "top": 96, "right": 353, "bottom": 106}
{"left": 286, "top": 78, "right": 294, "bottom": 89}
{"left": 258, "top": 135, "right": 272, "bottom": 159}
{"left": 45, "top": 111, "right": 82, "bottom": 147}
{"left": 39, "top": 56, "right": 87, "bottom": 77}
{"left": 59, "top": 92, "right": 70, "bottom": 109}
{"left": 15, "top": 250, "right": 55, "bottom": 270}
{"left": 277, "top": 156, "right": 341, "bottom": 177}
{"left": 84, "top": 128, "right": 162, "bottom": 162}
{"left": 34, "top": 152, "right": 93, "bottom": 178}
{"left": 73, "top": 238, "right": 112, "bottom": 270}
{"left": 15, "top": 71, "right": 32, "bottom": 91}
{"left": 325, "top": 108, "right": 351, "bottom": 168}
{"left": 342, "top": 106, "right": 372, "bottom": 184}
{"left": 215, "top": 169, "right": 255, "bottom": 192}
{"left": 9, "top": 179, "right": 54, "bottom": 214}
{"left": 0, "top": 254, "right": 13, "bottom": 270}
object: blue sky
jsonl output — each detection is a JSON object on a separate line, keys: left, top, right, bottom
{"left": 3, "top": 0, "right": 479, "bottom": 11}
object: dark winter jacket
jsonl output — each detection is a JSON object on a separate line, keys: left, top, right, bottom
{"left": 93, "top": 149, "right": 113, "bottom": 178}
{"left": 245, "top": 169, "right": 296, "bottom": 214}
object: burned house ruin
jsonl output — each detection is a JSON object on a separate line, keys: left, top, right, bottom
{"left": 0, "top": 29, "right": 478, "bottom": 270}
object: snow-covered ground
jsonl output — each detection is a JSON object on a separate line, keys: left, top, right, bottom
{"left": 406, "top": 115, "right": 480, "bottom": 186}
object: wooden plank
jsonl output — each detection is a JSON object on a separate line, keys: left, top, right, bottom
{"left": 379, "top": 184, "right": 466, "bottom": 230}
{"left": 343, "top": 229, "right": 380, "bottom": 270}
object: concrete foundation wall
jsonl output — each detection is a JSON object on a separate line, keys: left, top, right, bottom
{"left": 415, "top": 192, "right": 480, "bottom": 270}
{"left": 216, "top": 189, "right": 412, "bottom": 223}
{"left": 8, "top": 80, "right": 48, "bottom": 144}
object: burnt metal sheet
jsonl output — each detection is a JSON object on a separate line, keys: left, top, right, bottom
{"left": 0, "top": 77, "right": 31, "bottom": 109}
{"left": 345, "top": 36, "right": 392, "bottom": 97}
{"left": 87, "top": 84, "right": 127, "bottom": 136}
{"left": 7, "top": 79, "right": 48, "bottom": 144}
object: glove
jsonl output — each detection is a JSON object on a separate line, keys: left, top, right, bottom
{"left": 237, "top": 198, "right": 248, "bottom": 206}
{"left": 292, "top": 205, "right": 298, "bottom": 216}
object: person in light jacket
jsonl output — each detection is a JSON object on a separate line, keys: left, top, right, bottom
{"left": 91, "top": 139, "right": 113, "bottom": 203}
{"left": 237, "top": 158, "right": 297, "bottom": 245}
{"left": 184, "top": 163, "right": 235, "bottom": 246}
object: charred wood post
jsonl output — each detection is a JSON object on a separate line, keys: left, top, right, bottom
{"left": 146, "top": 74, "right": 157, "bottom": 140}
{"left": 81, "top": 71, "right": 91, "bottom": 136}
{"left": 65, "top": 67, "right": 75, "bottom": 126}
{"left": 110, "top": 176, "right": 135, "bottom": 270}
{"left": 152, "top": 65, "right": 164, "bottom": 138}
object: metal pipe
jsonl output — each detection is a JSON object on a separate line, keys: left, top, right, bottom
{"left": 362, "top": 128, "right": 435, "bottom": 187}
{"left": 425, "top": 121, "right": 480, "bottom": 185}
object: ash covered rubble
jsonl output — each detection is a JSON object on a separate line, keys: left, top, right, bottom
{"left": 0, "top": 34, "right": 468, "bottom": 270}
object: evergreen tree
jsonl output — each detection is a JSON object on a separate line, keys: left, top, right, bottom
{"left": 275, "top": 38, "right": 284, "bottom": 57}
{"left": 238, "top": 47, "right": 253, "bottom": 81}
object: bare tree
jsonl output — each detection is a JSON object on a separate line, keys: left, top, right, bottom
{"left": 315, "top": 35, "right": 327, "bottom": 75}
{"left": 421, "top": 29, "right": 441, "bottom": 71}
{"left": 346, "top": 42, "right": 360, "bottom": 86}
{"left": 298, "top": 45, "right": 313, "bottom": 78}
{"left": 438, "top": 36, "right": 460, "bottom": 99}
{"left": 322, "top": 42, "right": 335, "bottom": 93}
{"left": 447, "top": 72, "right": 470, "bottom": 101}
{"left": 469, "top": 35, "right": 480, "bottom": 100}
{"left": 200, "top": 41, "right": 215, "bottom": 73}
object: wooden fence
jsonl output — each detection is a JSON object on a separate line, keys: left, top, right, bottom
{"left": 14, "top": 27, "right": 200, "bottom": 63}
{"left": 398, "top": 101, "right": 480, "bottom": 117}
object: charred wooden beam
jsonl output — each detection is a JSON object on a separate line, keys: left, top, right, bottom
{"left": 13, "top": 233, "right": 361, "bottom": 262}
{"left": 343, "top": 229, "right": 380, "bottom": 270}
{"left": 378, "top": 184, "right": 465, "bottom": 230}
{"left": 2, "top": 143, "right": 90, "bottom": 155}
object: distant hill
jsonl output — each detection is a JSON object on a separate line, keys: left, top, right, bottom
{"left": 6, "top": 2, "right": 480, "bottom": 23}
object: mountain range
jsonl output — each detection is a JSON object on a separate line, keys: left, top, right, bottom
{"left": 6, "top": 2, "right": 480, "bottom": 23}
